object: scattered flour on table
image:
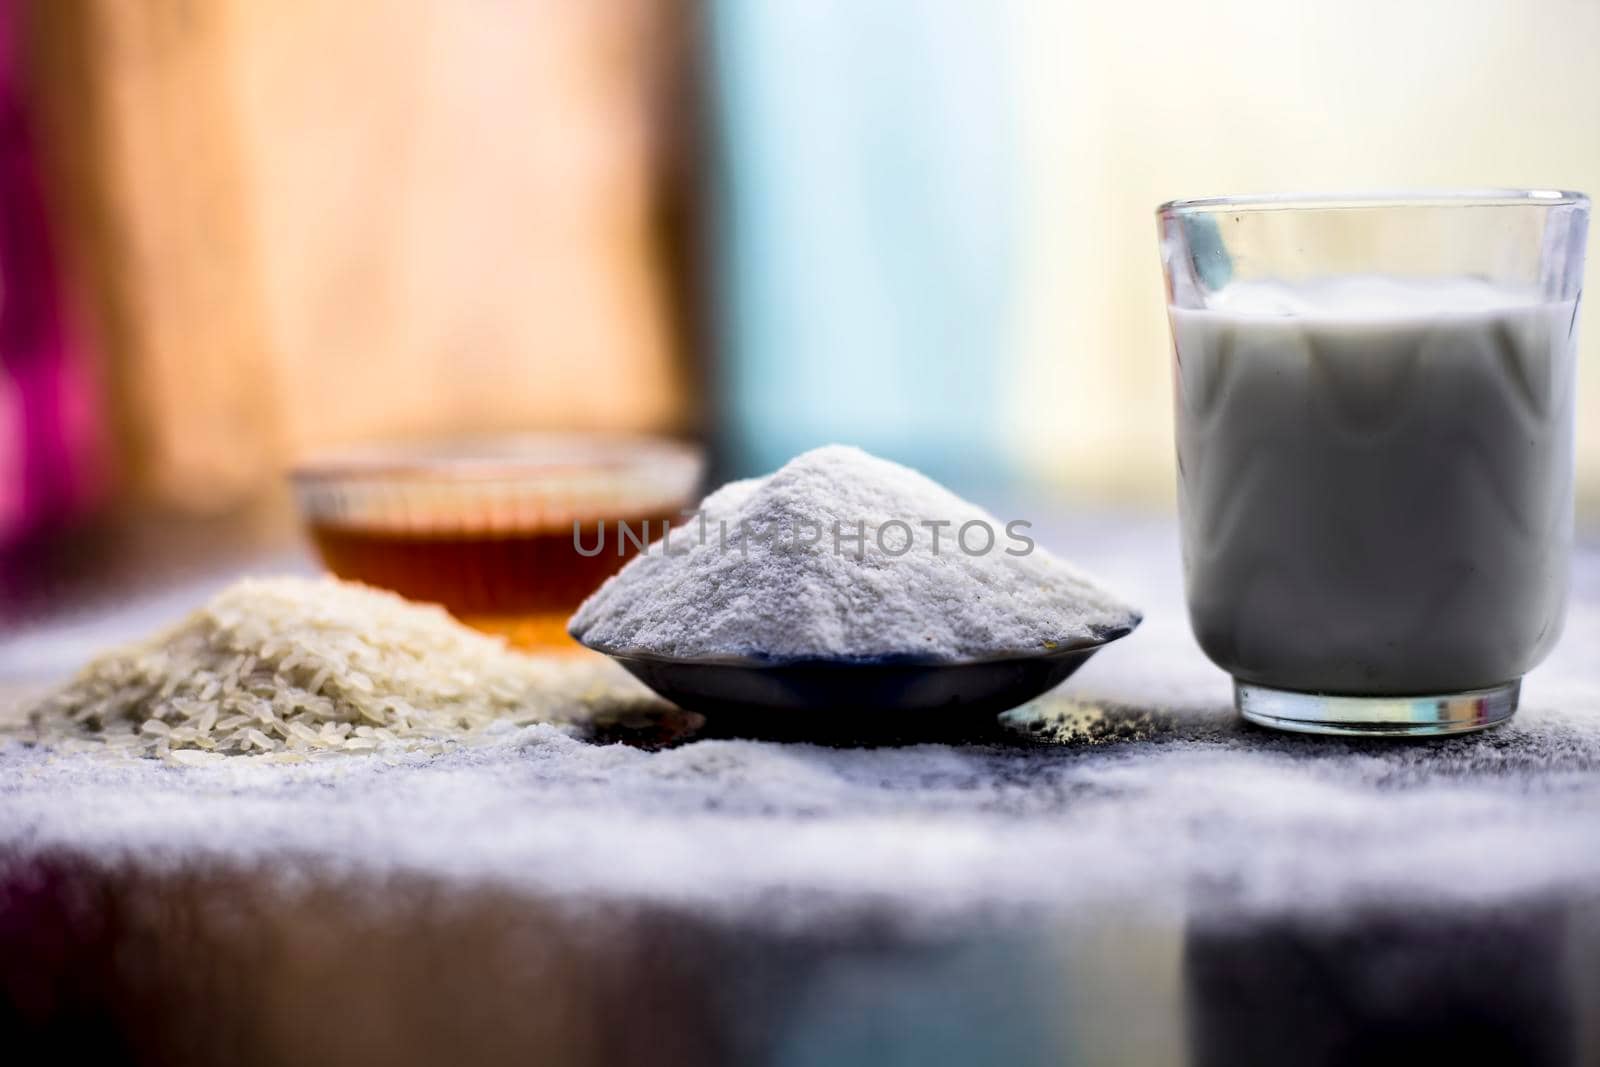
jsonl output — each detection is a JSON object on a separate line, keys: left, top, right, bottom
{"left": 4, "top": 516, "right": 1600, "bottom": 926}
{"left": 568, "top": 445, "right": 1140, "bottom": 661}
{"left": 13, "top": 576, "right": 640, "bottom": 764}
{"left": 5, "top": 699, "right": 1600, "bottom": 926}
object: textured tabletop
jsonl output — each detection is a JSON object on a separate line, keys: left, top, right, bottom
{"left": 3, "top": 514, "right": 1599, "bottom": 1065}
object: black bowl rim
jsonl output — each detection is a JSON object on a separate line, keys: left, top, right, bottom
{"left": 575, "top": 617, "right": 1139, "bottom": 670}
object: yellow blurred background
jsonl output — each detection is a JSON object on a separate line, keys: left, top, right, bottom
{"left": 1011, "top": 0, "right": 1600, "bottom": 504}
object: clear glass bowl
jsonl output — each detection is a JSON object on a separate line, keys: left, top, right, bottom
{"left": 290, "top": 434, "right": 703, "bottom": 650}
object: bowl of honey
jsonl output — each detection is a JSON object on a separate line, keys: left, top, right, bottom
{"left": 290, "top": 434, "right": 703, "bottom": 650}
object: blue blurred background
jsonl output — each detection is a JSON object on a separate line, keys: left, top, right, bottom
{"left": 712, "top": 0, "right": 1018, "bottom": 487}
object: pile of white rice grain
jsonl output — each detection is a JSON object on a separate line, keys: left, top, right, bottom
{"left": 20, "top": 576, "right": 616, "bottom": 765}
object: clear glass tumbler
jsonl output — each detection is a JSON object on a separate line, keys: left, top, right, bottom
{"left": 1157, "top": 190, "right": 1590, "bottom": 735}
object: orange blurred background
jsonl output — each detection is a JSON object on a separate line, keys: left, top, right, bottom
{"left": 20, "top": 0, "right": 704, "bottom": 518}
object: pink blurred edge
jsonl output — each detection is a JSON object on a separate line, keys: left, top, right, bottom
{"left": 0, "top": 0, "right": 105, "bottom": 554}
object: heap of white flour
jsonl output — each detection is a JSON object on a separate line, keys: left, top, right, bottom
{"left": 568, "top": 445, "right": 1139, "bottom": 661}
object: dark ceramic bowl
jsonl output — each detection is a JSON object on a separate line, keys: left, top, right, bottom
{"left": 579, "top": 622, "right": 1138, "bottom": 740}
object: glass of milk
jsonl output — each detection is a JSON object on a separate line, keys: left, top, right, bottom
{"left": 1157, "top": 191, "right": 1589, "bottom": 736}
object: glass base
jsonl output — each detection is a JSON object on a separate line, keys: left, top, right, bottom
{"left": 1236, "top": 679, "right": 1519, "bottom": 737}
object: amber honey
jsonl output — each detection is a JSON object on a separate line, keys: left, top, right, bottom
{"left": 307, "top": 512, "right": 677, "bottom": 650}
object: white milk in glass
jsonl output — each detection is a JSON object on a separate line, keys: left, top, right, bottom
{"left": 1170, "top": 277, "right": 1578, "bottom": 695}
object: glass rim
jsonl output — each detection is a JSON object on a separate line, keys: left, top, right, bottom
{"left": 288, "top": 432, "right": 703, "bottom": 486}
{"left": 1157, "top": 188, "right": 1590, "bottom": 216}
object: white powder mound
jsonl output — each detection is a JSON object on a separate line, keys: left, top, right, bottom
{"left": 19, "top": 576, "right": 629, "bottom": 764}
{"left": 569, "top": 445, "right": 1139, "bottom": 661}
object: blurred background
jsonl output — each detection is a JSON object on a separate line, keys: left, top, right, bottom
{"left": 2, "top": 0, "right": 1599, "bottom": 623}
